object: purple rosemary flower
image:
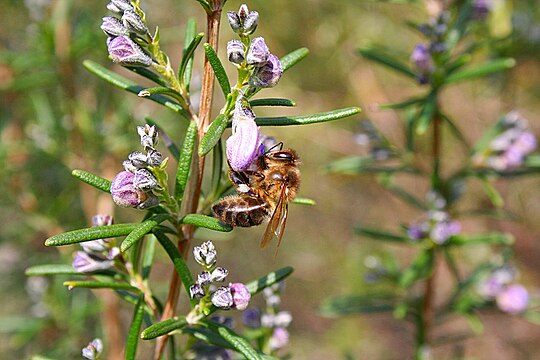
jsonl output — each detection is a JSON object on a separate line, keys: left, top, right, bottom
{"left": 107, "top": 36, "right": 152, "bottom": 67}
{"left": 211, "top": 286, "right": 234, "bottom": 309}
{"left": 73, "top": 251, "right": 113, "bottom": 273}
{"left": 496, "top": 284, "right": 529, "bottom": 314}
{"left": 246, "top": 37, "right": 270, "bottom": 67}
{"left": 101, "top": 16, "right": 129, "bottom": 37}
{"left": 230, "top": 282, "right": 251, "bottom": 310}
{"left": 133, "top": 168, "right": 159, "bottom": 191}
{"left": 430, "top": 220, "right": 461, "bottom": 244}
{"left": 410, "top": 44, "right": 433, "bottom": 84}
{"left": 242, "top": 308, "right": 261, "bottom": 328}
{"left": 110, "top": 171, "right": 148, "bottom": 207}
{"left": 227, "top": 40, "right": 246, "bottom": 65}
{"left": 82, "top": 338, "right": 103, "bottom": 360}
{"left": 269, "top": 327, "right": 290, "bottom": 351}
{"left": 197, "top": 271, "right": 212, "bottom": 287}
{"left": 226, "top": 97, "right": 260, "bottom": 171}
{"left": 472, "top": 0, "right": 492, "bottom": 20}
{"left": 250, "top": 53, "right": 282, "bottom": 88}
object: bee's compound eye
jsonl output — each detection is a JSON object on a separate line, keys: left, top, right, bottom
{"left": 270, "top": 151, "right": 294, "bottom": 161}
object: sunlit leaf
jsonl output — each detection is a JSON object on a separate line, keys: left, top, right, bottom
{"left": 175, "top": 120, "right": 198, "bottom": 200}
{"left": 181, "top": 214, "right": 232, "bottom": 232}
{"left": 72, "top": 169, "right": 111, "bottom": 193}
{"left": 203, "top": 43, "right": 231, "bottom": 96}
{"left": 120, "top": 214, "right": 170, "bottom": 252}
{"left": 254, "top": 107, "right": 361, "bottom": 126}
{"left": 125, "top": 295, "right": 145, "bottom": 360}
{"left": 199, "top": 114, "right": 228, "bottom": 156}
{"left": 448, "top": 233, "right": 514, "bottom": 246}
{"left": 202, "top": 320, "right": 262, "bottom": 360}
{"left": 179, "top": 32, "right": 205, "bottom": 88}
{"left": 63, "top": 280, "right": 139, "bottom": 291}
{"left": 446, "top": 58, "right": 515, "bottom": 84}
{"left": 45, "top": 223, "right": 139, "bottom": 246}
{"left": 141, "top": 317, "right": 187, "bottom": 340}
{"left": 245, "top": 267, "right": 294, "bottom": 295}
{"left": 280, "top": 47, "right": 309, "bottom": 72}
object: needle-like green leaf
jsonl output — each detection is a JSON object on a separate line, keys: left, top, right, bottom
{"left": 72, "top": 169, "right": 112, "bottom": 193}
{"left": 203, "top": 43, "right": 231, "bottom": 96}
{"left": 120, "top": 214, "right": 170, "bottom": 253}
{"left": 253, "top": 107, "right": 361, "bottom": 126}
{"left": 181, "top": 214, "right": 232, "bottom": 232}
{"left": 45, "top": 223, "right": 139, "bottom": 246}
{"left": 125, "top": 295, "right": 145, "bottom": 360}
{"left": 280, "top": 47, "right": 310, "bottom": 72}
{"left": 199, "top": 114, "right": 228, "bottom": 156}
{"left": 175, "top": 120, "right": 198, "bottom": 200}
{"left": 140, "top": 317, "right": 188, "bottom": 340}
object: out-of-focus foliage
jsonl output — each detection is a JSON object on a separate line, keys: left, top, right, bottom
{"left": 1, "top": 0, "right": 540, "bottom": 359}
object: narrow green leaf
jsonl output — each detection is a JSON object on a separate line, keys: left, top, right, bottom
{"left": 141, "top": 235, "right": 157, "bottom": 280}
{"left": 120, "top": 214, "right": 170, "bottom": 252}
{"left": 137, "top": 87, "right": 181, "bottom": 99}
{"left": 141, "top": 317, "right": 187, "bottom": 340}
{"left": 416, "top": 93, "right": 437, "bottom": 135}
{"left": 448, "top": 233, "right": 514, "bottom": 246}
{"left": 320, "top": 294, "right": 396, "bottom": 317}
{"left": 125, "top": 295, "right": 145, "bottom": 360}
{"left": 280, "top": 47, "right": 310, "bottom": 72}
{"left": 358, "top": 47, "right": 416, "bottom": 78}
{"left": 245, "top": 267, "right": 294, "bottom": 295}
{"left": 354, "top": 226, "right": 408, "bottom": 243}
{"left": 175, "top": 120, "right": 198, "bottom": 200}
{"left": 45, "top": 223, "right": 139, "bottom": 246}
{"left": 378, "top": 175, "right": 426, "bottom": 210}
{"left": 203, "top": 321, "right": 262, "bottom": 360}
{"left": 210, "top": 139, "right": 224, "bottom": 200}
{"left": 199, "top": 114, "right": 228, "bottom": 156}
{"left": 445, "top": 58, "right": 516, "bottom": 84}
{"left": 399, "top": 249, "right": 435, "bottom": 287}
{"left": 152, "top": 230, "right": 194, "bottom": 301}
{"left": 441, "top": 113, "right": 470, "bottom": 150}
{"left": 378, "top": 97, "right": 424, "bottom": 110}
{"left": 203, "top": 43, "right": 231, "bottom": 96}
{"left": 179, "top": 32, "right": 204, "bottom": 87}
{"left": 25, "top": 264, "right": 82, "bottom": 276}
{"left": 478, "top": 176, "right": 504, "bottom": 207}
{"left": 181, "top": 327, "right": 233, "bottom": 349}
{"left": 291, "top": 197, "right": 316, "bottom": 206}
{"left": 249, "top": 98, "right": 297, "bottom": 107}
{"left": 254, "top": 107, "right": 361, "bottom": 127}
{"left": 181, "top": 214, "right": 232, "bottom": 232}
{"left": 125, "top": 66, "right": 169, "bottom": 87}
{"left": 83, "top": 60, "right": 189, "bottom": 118}
{"left": 446, "top": 53, "right": 472, "bottom": 75}
{"left": 181, "top": 18, "right": 198, "bottom": 90}
{"left": 64, "top": 281, "right": 139, "bottom": 291}
{"left": 72, "top": 169, "right": 111, "bottom": 193}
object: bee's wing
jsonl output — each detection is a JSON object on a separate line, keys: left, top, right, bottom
{"left": 260, "top": 183, "right": 288, "bottom": 251}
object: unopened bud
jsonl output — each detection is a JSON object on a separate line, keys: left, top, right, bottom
{"left": 211, "top": 286, "right": 234, "bottom": 309}
{"left": 211, "top": 267, "right": 229, "bottom": 282}
{"left": 243, "top": 10, "right": 259, "bottom": 35}
{"left": 146, "top": 149, "right": 163, "bottom": 166}
{"left": 198, "top": 271, "right": 212, "bottom": 287}
{"left": 101, "top": 17, "right": 129, "bottom": 37}
{"left": 133, "top": 168, "right": 159, "bottom": 191}
{"left": 110, "top": 0, "right": 133, "bottom": 12}
{"left": 128, "top": 151, "right": 148, "bottom": 168}
{"left": 190, "top": 283, "right": 205, "bottom": 299}
{"left": 227, "top": 40, "right": 245, "bottom": 65}
{"left": 122, "top": 9, "right": 148, "bottom": 36}
{"left": 230, "top": 282, "right": 251, "bottom": 310}
{"left": 111, "top": 171, "right": 148, "bottom": 208}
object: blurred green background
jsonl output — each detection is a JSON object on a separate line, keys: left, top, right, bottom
{"left": 2, "top": 0, "right": 540, "bottom": 358}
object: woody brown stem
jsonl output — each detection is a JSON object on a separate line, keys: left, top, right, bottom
{"left": 153, "top": 2, "right": 223, "bottom": 359}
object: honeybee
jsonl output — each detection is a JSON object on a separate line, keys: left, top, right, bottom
{"left": 212, "top": 146, "right": 301, "bottom": 250}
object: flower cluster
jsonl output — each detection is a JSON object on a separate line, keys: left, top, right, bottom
{"left": 82, "top": 338, "right": 103, "bottom": 360}
{"left": 72, "top": 215, "right": 119, "bottom": 273}
{"left": 223, "top": 4, "right": 284, "bottom": 172}
{"left": 473, "top": 112, "right": 537, "bottom": 171}
{"left": 101, "top": 0, "right": 152, "bottom": 67}
{"left": 226, "top": 5, "right": 282, "bottom": 90}
{"left": 189, "top": 241, "right": 251, "bottom": 313}
{"left": 407, "top": 193, "right": 461, "bottom": 245}
{"left": 242, "top": 282, "right": 292, "bottom": 352}
{"left": 477, "top": 266, "right": 529, "bottom": 314}
{"left": 111, "top": 125, "right": 165, "bottom": 209}
{"left": 472, "top": 0, "right": 492, "bottom": 20}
